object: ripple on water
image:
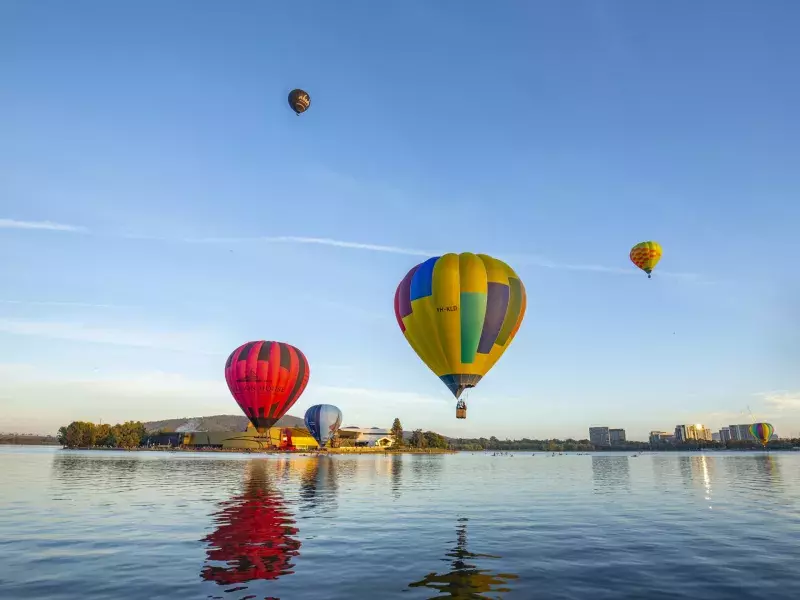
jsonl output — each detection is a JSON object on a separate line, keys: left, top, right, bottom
{"left": 1, "top": 449, "right": 799, "bottom": 599}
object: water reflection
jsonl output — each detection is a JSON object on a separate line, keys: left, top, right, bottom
{"left": 299, "top": 456, "right": 339, "bottom": 512}
{"left": 591, "top": 456, "right": 630, "bottom": 493}
{"left": 723, "top": 454, "right": 783, "bottom": 492}
{"left": 407, "top": 518, "right": 518, "bottom": 599}
{"left": 200, "top": 460, "right": 300, "bottom": 591}
{"left": 391, "top": 454, "right": 403, "bottom": 499}
{"left": 52, "top": 453, "right": 140, "bottom": 486}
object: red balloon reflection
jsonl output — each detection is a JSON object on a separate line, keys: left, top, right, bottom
{"left": 201, "top": 461, "right": 301, "bottom": 586}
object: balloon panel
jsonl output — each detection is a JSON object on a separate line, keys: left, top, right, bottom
{"left": 749, "top": 422, "right": 774, "bottom": 445}
{"left": 225, "top": 341, "right": 310, "bottom": 432}
{"left": 304, "top": 404, "right": 343, "bottom": 447}
{"left": 394, "top": 253, "right": 526, "bottom": 398}
{"left": 630, "top": 241, "right": 663, "bottom": 274}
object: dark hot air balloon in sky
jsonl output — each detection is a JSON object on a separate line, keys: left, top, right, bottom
{"left": 225, "top": 341, "right": 310, "bottom": 433}
{"left": 288, "top": 89, "right": 310, "bottom": 115}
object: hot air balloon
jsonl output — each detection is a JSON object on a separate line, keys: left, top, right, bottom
{"left": 394, "top": 253, "right": 526, "bottom": 419}
{"left": 288, "top": 89, "right": 310, "bottom": 115}
{"left": 749, "top": 422, "right": 774, "bottom": 448}
{"left": 630, "top": 241, "right": 662, "bottom": 278}
{"left": 224, "top": 341, "right": 310, "bottom": 435}
{"left": 304, "top": 404, "right": 343, "bottom": 448}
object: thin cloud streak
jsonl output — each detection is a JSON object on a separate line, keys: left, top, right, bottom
{"left": 1, "top": 300, "right": 131, "bottom": 309}
{"left": 187, "top": 234, "right": 706, "bottom": 278}
{"left": 188, "top": 235, "right": 433, "bottom": 257}
{"left": 4, "top": 217, "right": 706, "bottom": 279}
{"left": 757, "top": 390, "right": 800, "bottom": 412}
{"left": 0, "top": 218, "right": 87, "bottom": 232}
{"left": 0, "top": 318, "right": 223, "bottom": 355}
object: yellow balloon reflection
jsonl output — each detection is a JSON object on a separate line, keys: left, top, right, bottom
{"left": 407, "top": 518, "right": 518, "bottom": 599}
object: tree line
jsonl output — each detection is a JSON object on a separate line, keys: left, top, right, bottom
{"left": 387, "top": 419, "right": 800, "bottom": 452}
{"left": 57, "top": 420, "right": 147, "bottom": 449}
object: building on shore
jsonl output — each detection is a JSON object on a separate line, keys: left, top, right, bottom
{"left": 338, "top": 426, "right": 394, "bottom": 448}
{"left": 728, "top": 424, "right": 752, "bottom": 441}
{"left": 674, "top": 424, "right": 713, "bottom": 442}
{"left": 649, "top": 431, "right": 673, "bottom": 444}
{"left": 145, "top": 424, "right": 320, "bottom": 450}
{"left": 589, "top": 427, "right": 610, "bottom": 447}
{"left": 712, "top": 432, "right": 721, "bottom": 442}
{"left": 609, "top": 428, "right": 627, "bottom": 446}
{"left": 719, "top": 427, "right": 731, "bottom": 442}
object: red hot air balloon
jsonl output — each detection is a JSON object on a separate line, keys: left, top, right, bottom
{"left": 225, "top": 341, "right": 310, "bottom": 433}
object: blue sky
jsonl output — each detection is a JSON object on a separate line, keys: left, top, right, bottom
{"left": 1, "top": 1, "right": 798, "bottom": 439}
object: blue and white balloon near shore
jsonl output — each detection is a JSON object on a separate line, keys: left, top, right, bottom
{"left": 304, "top": 404, "right": 343, "bottom": 448}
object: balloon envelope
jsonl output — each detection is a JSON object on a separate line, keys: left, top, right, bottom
{"left": 225, "top": 341, "right": 310, "bottom": 433}
{"left": 749, "top": 422, "right": 774, "bottom": 447}
{"left": 394, "top": 252, "right": 526, "bottom": 399}
{"left": 630, "top": 241, "right": 663, "bottom": 277}
{"left": 288, "top": 88, "right": 310, "bottom": 114}
{"left": 304, "top": 404, "right": 343, "bottom": 447}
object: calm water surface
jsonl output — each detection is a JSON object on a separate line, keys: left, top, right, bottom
{"left": 1, "top": 447, "right": 799, "bottom": 599}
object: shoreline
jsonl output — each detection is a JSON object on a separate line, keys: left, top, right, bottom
{"left": 26, "top": 445, "right": 798, "bottom": 454}
{"left": 52, "top": 446, "right": 456, "bottom": 455}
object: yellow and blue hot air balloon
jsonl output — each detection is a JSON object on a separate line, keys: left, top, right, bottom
{"left": 630, "top": 241, "right": 662, "bottom": 278}
{"left": 394, "top": 253, "right": 526, "bottom": 419}
{"left": 749, "top": 422, "right": 774, "bottom": 448}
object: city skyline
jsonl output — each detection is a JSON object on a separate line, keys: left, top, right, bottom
{"left": 2, "top": 2, "right": 799, "bottom": 439}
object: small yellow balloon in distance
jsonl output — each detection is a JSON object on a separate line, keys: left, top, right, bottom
{"left": 630, "top": 241, "right": 662, "bottom": 279}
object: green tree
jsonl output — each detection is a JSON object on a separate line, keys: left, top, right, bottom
{"left": 57, "top": 426, "right": 68, "bottom": 446}
{"left": 409, "top": 429, "right": 426, "bottom": 448}
{"left": 64, "top": 421, "right": 96, "bottom": 448}
{"left": 95, "top": 424, "right": 112, "bottom": 447}
{"left": 391, "top": 418, "right": 404, "bottom": 447}
{"left": 423, "top": 431, "right": 449, "bottom": 449}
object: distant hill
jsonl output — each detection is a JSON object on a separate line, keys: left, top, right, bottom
{"left": 143, "top": 414, "right": 305, "bottom": 433}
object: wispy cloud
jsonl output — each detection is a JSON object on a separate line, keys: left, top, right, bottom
{"left": 188, "top": 235, "right": 433, "bottom": 257}
{"left": 0, "top": 218, "right": 87, "bottom": 232}
{"left": 0, "top": 318, "right": 221, "bottom": 354}
{"left": 3, "top": 216, "right": 707, "bottom": 280}
{"left": 0, "top": 366, "right": 230, "bottom": 433}
{"left": 1, "top": 300, "right": 130, "bottom": 309}
{"left": 185, "top": 234, "right": 708, "bottom": 279}
{"left": 314, "top": 385, "right": 445, "bottom": 405}
{"left": 503, "top": 253, "right": 633, "bottom": 274}
{"left": 757, "top": 390, "right": 800, "bottom": 412}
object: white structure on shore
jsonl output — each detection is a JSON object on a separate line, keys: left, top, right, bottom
{"left": 338, "top": 426, "right": 394, "bottom": 448}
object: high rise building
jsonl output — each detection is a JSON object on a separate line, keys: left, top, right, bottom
{"left": 649, "top": 431, "right": 672, "bottom": 444}
{"left": 728, "top": 424, "right": 758, "bottom": 441}
{"left": 719, "top": 427, "right": 731, "bottom": 442}
{"left": 675, "top": 424, "right": 713, "bottom": 442}
{"left": 712, "top": 432, "right": 721, "bottom": 441}
{"left": 589, "top": 427, "right": 610, "bottom": 446}
{"left": 692, "top": 425, "right": 713, "bottom": 441}
{"left": 609, "top": 428, "right": 626, "bottom": 445}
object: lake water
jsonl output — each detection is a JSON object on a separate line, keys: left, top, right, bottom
{"left": 1, "top": 447, "right": 799, "bottom": 600}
